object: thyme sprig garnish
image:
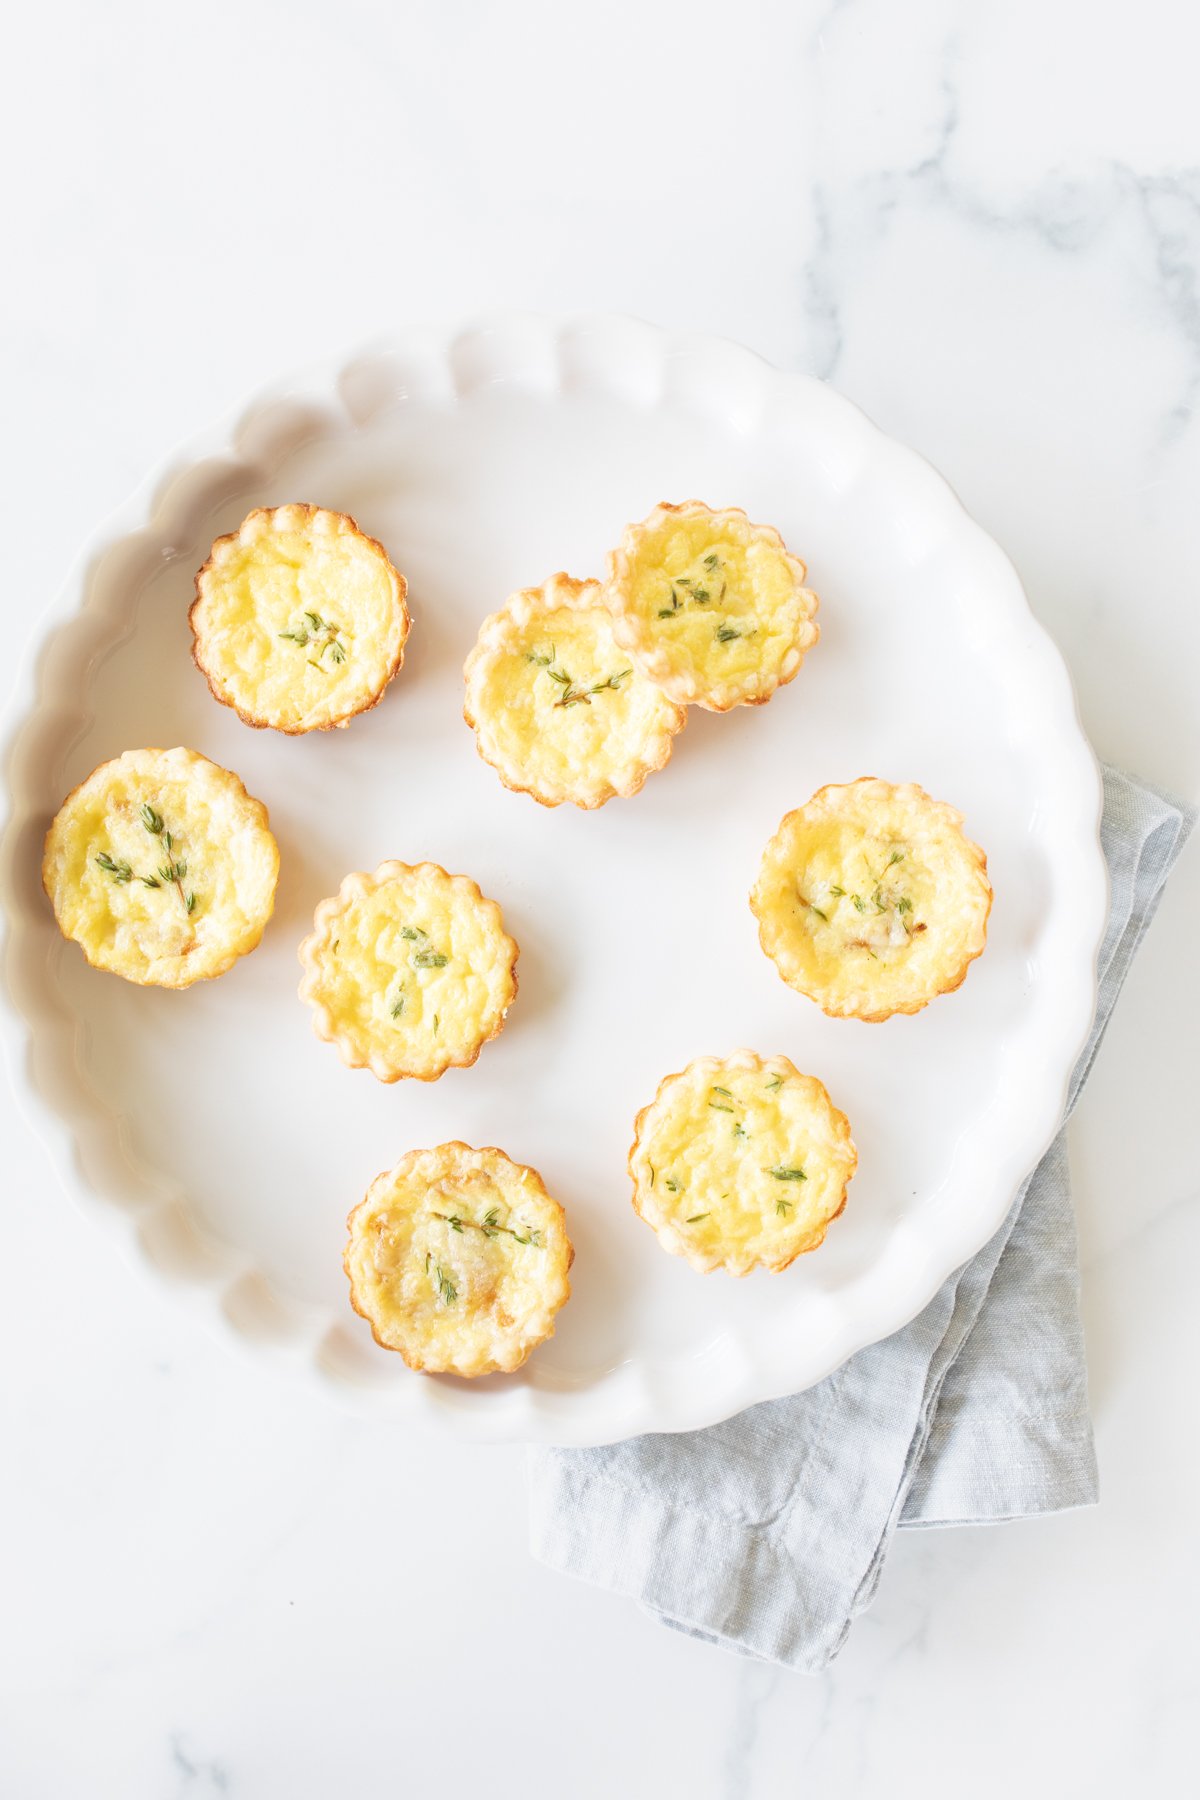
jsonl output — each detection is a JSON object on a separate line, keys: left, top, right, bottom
{"left": 95, "top": 852, "right": 133, "bottom": 884}
{"left": 807, "top": 848, "right": 923, "bottom": 946}
{"left": 432, "top": 1207, "right": 544, "bottom": 1248}
{"left": 279, "top": 609, "right": 349, "bottom": 669}
{"left": 400, "top": 924, "right": 449, "bottom": 970}
{"left": 525, "top": 645, "right": 631, "bottom": 709}
{"left": 655, "top": 552, "right": 757, "bottom": 647}
{"left": 776, "top": 1197, "right": 793, "bottom": 1217}
{"left": 95, "top": 804, "right": 196, "bottom": 916}
{"left": 141, "top": 805, "right": 195, "bottom": 915}
{"left": 424, "top": 1252, "right": 457, "bottom": 1305}
{"left": 657, "top": 552, "right": 728, "bottom": 618}
{"left": 708, "top": 1083, "right": 752, "bottom": 1141}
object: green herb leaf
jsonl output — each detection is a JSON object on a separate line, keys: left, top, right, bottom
{"left": 588, "top": 669, "right": 632, "bottom": 695}
{"left": 412, "top": 950, "right": 449, "bottom": 969}
{"left": 768, "top": 1166, "right": 807, "bottom": 1182}
{"left": 776, "top": 1196, "right": 793, "bottom": 1216}
{"left": 765, "top": 1075, "right": 783, "bottom": 1092}
{"left": 687, "top": 1213, "right": 710, "bottom": 1224}
{"left": 432, "top": 1208, "right": 544, "bottom": 1249}
{"left": 104, "top": 806, "right": 198, "bottom": 917}
{"left": 280, "top": 610, "right": 349, "bottom": 668}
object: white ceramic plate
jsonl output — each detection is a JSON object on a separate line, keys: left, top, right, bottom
{"left": 0, "top": 314, "right": 1105, "bottom": 1445}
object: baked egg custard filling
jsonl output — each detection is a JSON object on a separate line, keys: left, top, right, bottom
{"left": 191, "top": 504, "right": 409, "bottom": 732}
{"left": 345, "top": 1143, "right": 573, "bottom": 1375}
{"left": 298, "top": 861, "right": 518, "bottom": 1082}
{"left": 751, "top": 779, "right": 992, "bottom": 1021}
{"left": 630, "top": 1052, "right": 856, "bottom": 1275}
{"left": 42, "top": 746, "right": 279, "bottom": 988}
{"left": 463, "top": 573, "right": 686, "bottom": 807}
{"left": 606, "top": 502, "right": 819, "bottom": 709}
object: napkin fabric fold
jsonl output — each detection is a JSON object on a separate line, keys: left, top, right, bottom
{"left": 528, "top": 766, "right": 1194, "bottom": 1672}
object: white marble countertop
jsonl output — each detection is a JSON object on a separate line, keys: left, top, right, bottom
{"left": 3, "top": 1, "right": 1198, "bottom": 1792}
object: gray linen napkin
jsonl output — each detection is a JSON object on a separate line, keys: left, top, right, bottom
{"left": 528, "top": 767, "right": 1194, "bottom": 1672}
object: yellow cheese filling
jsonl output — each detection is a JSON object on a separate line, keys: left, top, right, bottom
{"left": 464, "top": 575, "right": 685, "bottom": 806}
{"left": 610, "top": 505, "right": 817, "bottom": 706}
{"left": 345, "top": 1145, "right": 572, "bottom": 1374}
{"left": 192, "top": 506, "right": 408, "bottom": 731}
{"left": 42, "top": 747, "right": 279, "bottom": 988}
{"left": 752, "top": 781, "right": 991, "bottom": 1019}
{"left": 299, "top": 862, "right": 517, "bottom": 1081}
{"left": 630, "top": 1054, "right": 855, "bottom": 1274}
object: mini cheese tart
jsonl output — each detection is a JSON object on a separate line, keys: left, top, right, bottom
{"left": 190, "top": 504, "right": 410, "bottom": 733}
{"left": 298, "top": 861, "right": 518, "bottom": 1082}
{"left": 42, "top": 746, "right": 279, "bottom": 988}
{"left": 345, "top": 1143, "right": 573, "bottom": 1376}
{"left": 462, "top": 572, "right": 686, "bottom": 808}
{"left": 750, "top": 779, "right": 992, "bottom": 1022}
{"left": 605, "top": 501, "right": 819, "bottom": 711}
{"left": 629, "top": 1051, "right": 856, "bottom": 1276}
